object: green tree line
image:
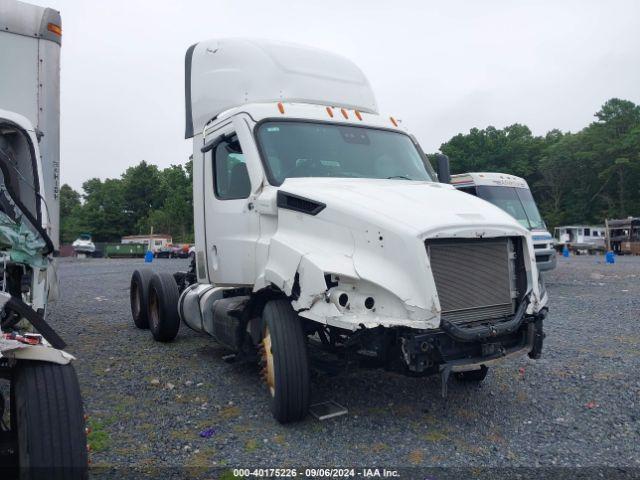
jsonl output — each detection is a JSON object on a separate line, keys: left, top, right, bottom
{"left": 439, "top": 98, "right": 640, "bottom": 228}
{"left": 60, "top": 98, "right": 639, "bottom": 244}
{"left": 60, "top": 161, "right": 193, "bottom": 243}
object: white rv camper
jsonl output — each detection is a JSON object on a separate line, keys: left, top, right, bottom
{"left": 0, "top": 1, "right": 87, "bottom": 476}
{"left": 130, "top": 39, "right": 548, "bottom": 423}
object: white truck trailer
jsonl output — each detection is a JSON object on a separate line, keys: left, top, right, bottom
{"left": 130, "top": 39, "right": 549, "bottom": 423}
{"left": 451, "top": 172, "right": 557, "bottom": 271}
{"left": 0, "top": 1, "right": 87, "bottom": 476}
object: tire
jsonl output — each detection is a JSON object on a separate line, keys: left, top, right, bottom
{"left": 148, "top": 272, "right": 180, "bottom": 342}
{"left": 12, "top": 361, "right": 88, "bottom": 480}
{"left": 454, "top": 365, "right": 488, "bottom": 382}
{"left": 130, "top": 269, "right": 154, "bottom": 329}
{"left": 260, "top": 299, "right": 310, "bottom": 423}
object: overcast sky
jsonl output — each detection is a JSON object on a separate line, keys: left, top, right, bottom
{"left": 33, "top": 0, "right": 640, "bottom": 191}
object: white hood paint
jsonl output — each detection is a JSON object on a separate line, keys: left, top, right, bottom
{"left": 278, "top": 178, "right": 528, "bottom": 237}
{"left": 256, "top": 178, "right": 543, "bottom": 331}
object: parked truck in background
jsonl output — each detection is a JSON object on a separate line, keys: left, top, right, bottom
{"left": 0, "top": 1, "right": 87, "bottom": 476}
{"left": 451, "top": 172, "right": 557, "bottom": 271}
{"left": 130, "top": 39, "right": 548, "bottom": 424}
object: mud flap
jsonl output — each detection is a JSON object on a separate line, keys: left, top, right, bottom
{"left": 528, "top": 316, "right": 545, "bottom": 359}
{"left": 439, "top": 364, "right": 452, "bottom": 398}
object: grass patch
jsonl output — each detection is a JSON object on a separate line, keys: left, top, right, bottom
{"left": 244, "top": 438, "right": 259, "bottom": 453}
{"left": 187, "top": 445, "right": 217, "bottom": 469}
{"left": 408, "top": 449, "right": 424, "bottom": 465}
{"left": 87, "top": 418, "right": 111, "bottom": 452}
{"left": 220, "top": 405, "right": 241, "bottom": 419}
{"left": 368, "top": 442, "right": 388, "bottom": 454}
{"left": 218, "top": 470, "right": 237, "bottom": 480}
{"left": 423, "top": 429, "right": 448, "bottom": 442}
{"left": 169, "top": 429, "right": 193, "bottom": 440}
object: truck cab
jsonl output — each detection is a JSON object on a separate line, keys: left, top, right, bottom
{"left": 451, "top": 172, "right": 557, "bottom": 271}
{"left": 130, "top": 39, "right": 548, "bottom": 423}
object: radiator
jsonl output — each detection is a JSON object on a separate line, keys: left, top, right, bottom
{"left": 426, "top": 237, "right": 517, "bottom": 324}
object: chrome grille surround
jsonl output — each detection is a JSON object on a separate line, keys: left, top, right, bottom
{"left": 426, "top": 237, "right": 517, "bottom": 325}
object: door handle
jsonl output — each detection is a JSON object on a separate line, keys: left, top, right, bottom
{"left": 210, "top": 245, "right": 219, "bottom": 270}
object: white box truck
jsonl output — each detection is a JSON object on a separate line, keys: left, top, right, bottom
{"left": 451, "top": 172, "right": 557, "bottom": 271}
{"left": 130, "top": 39, "right": 549, "bottom": 423}
{"left": 0, "top": 1, "right": 87, "bottom": 476}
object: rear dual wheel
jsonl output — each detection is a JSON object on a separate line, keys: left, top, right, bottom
{"left": 130, "top": 270, "right": 180, "bottom": 342}
{"left": 259, "top": 299, "right": 310, "bottom": 423}
{"left": 130, "top": 269, "right": 153, "bottom": 329}
{"left": 148, "top": 273, "right": 180, "bottom": 342}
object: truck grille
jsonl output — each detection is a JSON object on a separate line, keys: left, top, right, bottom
{"left": 426, "top": 237, "right": 516, "bottom": 325}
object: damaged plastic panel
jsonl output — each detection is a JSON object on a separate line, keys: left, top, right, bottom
{"left": 0, "top": 210, "right": 48, "bottom": 269}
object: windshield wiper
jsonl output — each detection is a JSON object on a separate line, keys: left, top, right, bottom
{"left": 387, "top": 175, "right": 411, "bottom": 180}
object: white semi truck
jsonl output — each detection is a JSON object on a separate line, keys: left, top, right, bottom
{"left": 451, "top": 173, "right": 557, "bottom": 271}
{"left": 0, "top": 1, "right": 87, "bottom": 477}
{"left": 130, "top": 39, "right": 549, "bottom": 423}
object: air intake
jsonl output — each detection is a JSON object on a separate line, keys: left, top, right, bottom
{"left": 277, "top": 191, "right": 326, "bottom": 216}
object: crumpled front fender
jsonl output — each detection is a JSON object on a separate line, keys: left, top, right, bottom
{"left": 257, "top": 209, "right": 439, "bottom": 330}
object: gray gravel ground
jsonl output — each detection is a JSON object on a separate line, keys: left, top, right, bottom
{"left": 47, "top": 255, "right": 640, "bottom": 471}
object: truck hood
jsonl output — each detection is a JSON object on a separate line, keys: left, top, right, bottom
{"left": 258, "top": 177, "right": 542, "bottom": 331}
{"left": 277, "top": 177, "right": 528, "bottom": 238}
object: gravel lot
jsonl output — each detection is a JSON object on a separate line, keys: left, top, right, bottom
{"left": 48, "top": 255, "right": 640, "bottom": 471}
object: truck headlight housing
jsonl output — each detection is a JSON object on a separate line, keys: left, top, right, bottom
{"left": 324, "top": 275, "right": 405, "bottom": 317}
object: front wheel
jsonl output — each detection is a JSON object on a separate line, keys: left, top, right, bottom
{"left": 130, "top": 269, "right": 153, "bottom": 329}
{"left": 12, "top": 361, "right": 88, "bottom": 479}
{"left": 259, "top": 299, "right": 310, "bottom": 423}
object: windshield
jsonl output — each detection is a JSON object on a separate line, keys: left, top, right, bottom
{"left": 476, "top": 186, "right": 545, "bottom": 230}
{"left": 256, "top": 121, "right": 435, "bottom": 185}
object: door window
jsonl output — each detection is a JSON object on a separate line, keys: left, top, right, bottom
{"left": 213, "top": 134, "right": 250, "bottom": 199}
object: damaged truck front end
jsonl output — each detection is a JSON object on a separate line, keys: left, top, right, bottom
{"left": 133, "top": 38, "right": 550, "bottom": 424}
{"left": 0, "top": 112, "right": 57, "bottom": 315}
{"left": 257, "top": 178, "right": 548, "bottom": 389}
{"left": 0, "top": 112, "right": 86, "bottom": 476}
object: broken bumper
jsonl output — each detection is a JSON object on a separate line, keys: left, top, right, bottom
{"left": 400, "top": 308, "right": 546, "bottom": 374}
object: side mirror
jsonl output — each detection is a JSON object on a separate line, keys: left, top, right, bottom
{"left": 435, "top": 154, "right": 451, "bottom": 184}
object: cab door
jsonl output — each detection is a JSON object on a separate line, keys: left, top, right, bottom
{"left": 202, "top": 119, "right": 260, "bottom": 286}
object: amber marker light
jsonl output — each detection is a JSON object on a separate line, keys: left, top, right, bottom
{"left": 47, "top": 23, "right": 62, "bottom": 36}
